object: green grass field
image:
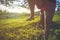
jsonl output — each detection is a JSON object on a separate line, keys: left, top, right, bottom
{"left": 0, "top": 12, "right": 60, "bottom": 40}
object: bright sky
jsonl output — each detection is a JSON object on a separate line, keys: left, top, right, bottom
{"left": 0, "top": 4, "right": 40, "bottom": 13}
{"left": 58, "top": 0, "right": 60, "bottom": 2}
{"left": 0, "top": 0, "right": 40, "bottom": 13}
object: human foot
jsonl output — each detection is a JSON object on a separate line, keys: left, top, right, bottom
{"left": 27, "top": 16, "right": 34, "bottom": 21}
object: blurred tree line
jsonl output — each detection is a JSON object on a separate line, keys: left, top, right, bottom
{"left": 0, "top": 0, "right": 60, "bottom": 11}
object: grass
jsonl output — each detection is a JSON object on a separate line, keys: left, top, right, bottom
{"left": 0, "top": 12, "right": 60, "bottom": 40}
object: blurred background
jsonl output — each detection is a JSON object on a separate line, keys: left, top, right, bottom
{"left": 0, "top": 0, "right": 60, "bottom": 13}
{"left": 0, "top": 0, "right": 60, "bottom": 40}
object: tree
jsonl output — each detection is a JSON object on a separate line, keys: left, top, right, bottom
{"left": 0, "top": 0, "right": 29, "bottom": 8}
{"left": 0, "top": 0, "right": 15, "bottom": 6}
{"left": 17, "top": 0, "right": 29, "bottom": 8}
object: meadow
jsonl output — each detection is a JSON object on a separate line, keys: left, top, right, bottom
{"left": 0, "top": 11, "right": 60, "bottom": 40}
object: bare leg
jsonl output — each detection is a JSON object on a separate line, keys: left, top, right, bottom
{"left": 27, "top": 0, "right": 35, "bottom": 20}
{"left": 44, "top": 6, "right": 55, "bottom": 40}
{"left": 40, "top": 9, "right": 44, "bottom": 28}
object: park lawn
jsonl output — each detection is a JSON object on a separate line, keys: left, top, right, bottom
{"left": 0, "top": 13, "right": 60, "bottom": 40}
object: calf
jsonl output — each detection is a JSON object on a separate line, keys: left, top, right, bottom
{"left": 27, "top": 0, "right": 56, "bottom": 40}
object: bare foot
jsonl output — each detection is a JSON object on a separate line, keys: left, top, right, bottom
{"left": 27, "top": 16, "right": 34, "bottom": 21}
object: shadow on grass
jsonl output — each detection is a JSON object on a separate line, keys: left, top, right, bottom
{"left": 50, "top": 22, "right": 60, "bottom": 40}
